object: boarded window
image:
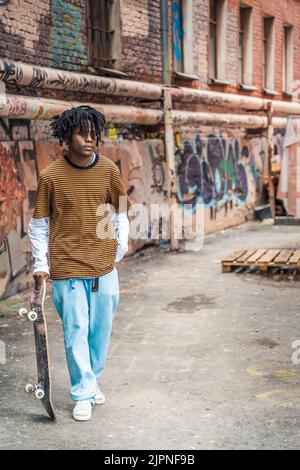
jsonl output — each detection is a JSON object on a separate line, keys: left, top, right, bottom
{"left": 87, "top": 0, "right": 121, "bottom": 70}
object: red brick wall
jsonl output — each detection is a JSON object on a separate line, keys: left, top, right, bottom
{"left": 0, "top": 0, "right": 52, "bottom": 65}
{"left": 1, "top": 0, "right": 300, "bottom": 97}
{"left": 121, "top": 0, "right": 163, "bottom": 81}
{"left": 187, "top": 0, "right": 300, "bottom": 101}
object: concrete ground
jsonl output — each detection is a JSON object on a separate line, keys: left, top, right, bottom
{"left": 1, "top": 221, "right": 300, "bottom": 450}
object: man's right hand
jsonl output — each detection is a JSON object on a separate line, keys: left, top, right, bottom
{"left": 33, "top": 271, "right": 49, "bottom": 290}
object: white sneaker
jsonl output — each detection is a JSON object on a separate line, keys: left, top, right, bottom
{"left": 72, "top": 400, "right": 92, "bottom": 421}
{"left": 95, "top": 387, "right": 106, "bottom": 405}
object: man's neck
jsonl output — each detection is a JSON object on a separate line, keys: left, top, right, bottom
{"left": 67, "top": 150, "right": 94, "bottom": 167}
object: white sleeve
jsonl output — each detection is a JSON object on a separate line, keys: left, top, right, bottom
{"left": 111, "top": 211, "right": 130, "bottom": 263}
{"left": 27, "top": 217, "right": 50, "bottom": 275}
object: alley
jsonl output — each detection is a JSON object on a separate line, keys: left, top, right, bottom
{"left": 0, "top": 221, "right": 300, "bottom": 450}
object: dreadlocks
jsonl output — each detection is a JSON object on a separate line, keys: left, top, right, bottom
{"left": 50, "top": 105, "right": 106, "bottom": 146}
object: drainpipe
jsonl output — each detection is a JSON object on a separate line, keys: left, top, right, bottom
{"left": 164, "top": 89, "right": 179, "bottom": 250}
{"left": 266, "top": 102, "right": 276, "bottom": 218}
{"left": 161, "top": 0, "right": 171, "bottom": 85}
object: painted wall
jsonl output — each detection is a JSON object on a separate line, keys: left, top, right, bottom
{"left": 0, "top": 118, "right": 168, "bottom": 300}
{"left": 174, "top": 128, "right": 285, "bottom": 233}
{"left": 0, "top": 116, "right": 286, "bottom": 300}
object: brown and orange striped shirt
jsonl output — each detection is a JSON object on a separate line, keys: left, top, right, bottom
{"left": 33, "top": 153, "right": 132, "bottom": 280}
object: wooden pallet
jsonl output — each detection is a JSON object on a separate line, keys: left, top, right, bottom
{"left": 222, "top": 249, "right": 300, "bottom": 273}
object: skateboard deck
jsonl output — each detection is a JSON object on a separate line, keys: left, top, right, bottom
{"left": 19, "top": 279, "right": 56, "bottom": 420}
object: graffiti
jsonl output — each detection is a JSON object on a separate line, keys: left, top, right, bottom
{"left": 172, "top": 0, "right": 184, "bottom": 67}
{"left": 0, "top": 120, "right": 60, "bottom": 299}
{"left": 175, "top": 132, "right": 249, "bottom": 211}
{"left": 0, "top": 118, "right": 31, "bottom": 141}
{"left": 247, "top": 130, "right": 284, "bottom": 200}
{"left": 0, "top": 60, "right": 23, "bottom": 83}
{"left": 0, "top": 142, "right": 27, "bottom": 246}
{"left": 149, "top": 142, "right": 167, "bottom": 196}
{"left": 7, "top": 97, "right": 28, "bottom": 118}
{"left": 29, "top": 67, "right": 48, "bottom": 89}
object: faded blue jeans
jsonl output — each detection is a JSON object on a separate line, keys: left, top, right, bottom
{"left": 51, "top": 267, "right": 119, "bottom": 403}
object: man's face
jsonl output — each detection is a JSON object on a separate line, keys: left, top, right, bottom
{"left": 69, "top": 124, "right": 96, "bottom": 157}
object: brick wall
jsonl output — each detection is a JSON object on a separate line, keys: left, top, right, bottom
{"left": 176, "top": 0, "right": 300, "bottom": 101}
{"left": 121, "top": 0, "right": 163, "bottom": 81}
{"left": 1, "top": 0, "right": 300, "bottom": 98}
{"left": 0, "top": 0, "right": 52, "bottom": 65}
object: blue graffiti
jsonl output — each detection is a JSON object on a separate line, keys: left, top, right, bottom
{"left": 175, "top": 133, "right": 249, "bottom": 211}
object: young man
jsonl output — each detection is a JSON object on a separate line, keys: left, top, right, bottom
{"left": 28, "top": 105, "right": 132, "bottom": 421}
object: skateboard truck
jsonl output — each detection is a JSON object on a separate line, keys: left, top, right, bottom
{"left": 25, "top": 382, "right": 45, "bottom": 400}
{"left": 19, "top": 307, "right": 38, "bottom": 322}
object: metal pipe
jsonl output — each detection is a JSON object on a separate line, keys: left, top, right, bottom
{"left": 1, "top": 59, "right": 299, "bottom": 116}
{"left": 163, "top": 89, "right": 179, "bottom": 250}
{"left": 0, "top": 93, "right": 287, "bottom": 128}
{"left": 169, "top": 86, "right": 300, "bottom": 115}
{"left": 172, "top": 110, "right": 287, "bottom": 128}
{"left": 0, "top": 59, "right": 162, "bottom": 100}
{"left": 266, "top": 103, "right": 276, "bottom": 217}
{"left": 0, "top": 94, "right": 163, "bottom": 124}
{"left": 160, "top": 0, "right": 171, "bottom": 85}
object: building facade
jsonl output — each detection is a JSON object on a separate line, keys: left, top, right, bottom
{"left": 1, "top": 0, "right": 300, "bottom": 299}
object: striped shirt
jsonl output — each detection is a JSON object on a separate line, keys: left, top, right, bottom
{"left": 32, "top": 153, "right": 132, "bottom": 280}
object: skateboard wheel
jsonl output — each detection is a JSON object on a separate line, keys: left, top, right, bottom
{"left": 19, "top": 308, "right": 28, "bottom": 318}
{"left": 34, "top": 389, "right": 45, "bottom": 400}
{"left": 25, "top": 383, "right": 34, "bottom": 393}
{"left": 28, "top": 310, "right": 38, "bottom": 322}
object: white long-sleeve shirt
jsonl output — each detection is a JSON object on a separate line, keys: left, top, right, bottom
{"left": 28, "top": 211, "right": 130, "bottom": 276}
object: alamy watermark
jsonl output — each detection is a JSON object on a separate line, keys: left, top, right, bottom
{"left": 291, "top": 340, "right": 300, "bottom": 365}
{"left": 0, "top": 340, "right": 6, "bottom": 365}
{"left": 96, "top": 198, "right": 205, "bottom": 251}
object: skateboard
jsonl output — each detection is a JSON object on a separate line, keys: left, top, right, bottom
{"left": 19, "top": 279, "right": 56, "bottom": 420}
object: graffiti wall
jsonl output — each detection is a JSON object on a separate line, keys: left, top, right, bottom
{"left": 174, "top": 129, "right": 285, "bottom": 233}
{"left": 0, "top": 117, "right": 286, "bottom": 299}
{"left": 0, "top": 118, "right": 168, "bottom": 300}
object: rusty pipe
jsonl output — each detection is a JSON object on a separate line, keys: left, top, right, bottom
{"left": 172, "top": 110, "right": 287, "bottom": 128}
{"left": 169, "top": 87, "right": 300, "bottom": 115}
{"left": 0, "top": 93, "right": 163, "bottom": 125}
{"left": 0, "top": 59, "right": 162, "bottom": 100}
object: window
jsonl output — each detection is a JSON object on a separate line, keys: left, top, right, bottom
{"left": 283, "top": 25, "right": 293, "bottom": 94}
{"left": 87, "top": 0, "right": 121, "bottom": 71}
{"left": 209, "top": 0, "right": 227, "bottom": 81}
{"left": 172, "top": 0, "right": 194, "bottom": 75}
{"left": 238, "top": 5, "right": 253, "bottom": 85}
{"left": 263, "top": 16, "right": 275, "bottom": 92}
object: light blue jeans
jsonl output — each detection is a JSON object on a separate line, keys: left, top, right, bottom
{"left": 51, "top": 267, "right": 119, "bottom": 403}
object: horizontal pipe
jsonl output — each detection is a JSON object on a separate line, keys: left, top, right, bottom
{"left": 0, "top": 94, "right": 163, "bottom": 124}
{"left": 0, "top": 94, "right": 287, "bottom": 128}
{"left": 0, "top": 59, "right": 162, "bottom": 100}
{"left": 0, "top": 59, "right": 298, "bottom": 117}
{"left": 172, "top": 110, "right": 287, "bottom": 128}
{"left": 170, "top": 87, "right": 300, "bottom": 115}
